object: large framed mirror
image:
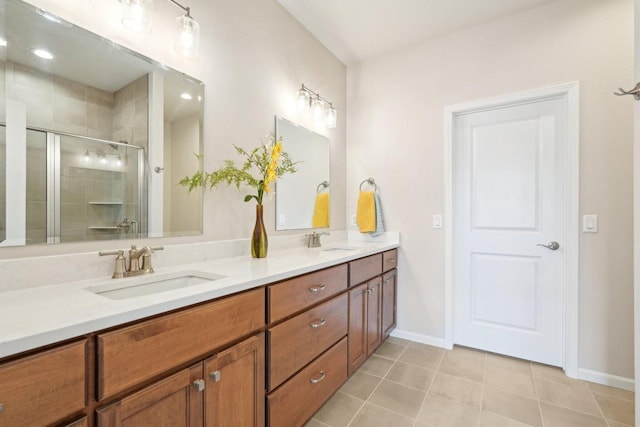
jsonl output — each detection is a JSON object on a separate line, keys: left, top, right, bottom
{"left": 275, "top": 116, "right": 330, "bottom": 230}
{"left": 0, "top": 0, "right": 204, "bottom": 247}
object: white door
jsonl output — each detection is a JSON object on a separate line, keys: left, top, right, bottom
{"left": 453, "top": 95, "right": 566, "bottom": 366}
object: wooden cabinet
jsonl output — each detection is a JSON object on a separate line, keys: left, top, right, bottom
{"left": 97, "top": 363, "right": 204, "bottom": 427}
{"left": 268, "top": 264, "right": 348, "bottom": 323}
{"left": 349, "top": 253, "right": 382, "bottom": 287}
{"left": 348, "top": 277, "right": 382, "bottom": 374}
{"left": 204, "top": 334, "right": 265, "bottom": 427}
{"left": 98, "top": 335, "right": 265, "bottom": 427}
{"left": 382, "top": 269, "right": 397, "bottom": 339}
{"left": 382, "top": 249, "right": 398, "bottom": 273}
{"left": 62, "top": 417, "right": 89, "bottom": 427}
{"left": 0, "top": 340, "right": 86, "bottom": 427}
{"left": 267, "top": 338, "right": 348, "bottom": 427}
{"left": 97, "top": 288, "right": 265, "bottom": 400}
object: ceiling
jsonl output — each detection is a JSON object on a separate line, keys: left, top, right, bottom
{"left": 278, "top": 0, "right": 557, "bottom": 65}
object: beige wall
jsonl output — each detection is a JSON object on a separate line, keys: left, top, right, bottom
{"left": 2, "top": 0, "right": 347, "bottom": 259}
{"left": 347, "top": 0, "right": 634, "bottom": 378}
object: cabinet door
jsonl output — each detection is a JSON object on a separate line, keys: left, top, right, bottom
{"left": 204, "top": 334, "right": 265, "bottom": 427}
{"left": 382, "top": 269, "right": 397, "bottom": 338}
{"left": 0, "top": 340, "right": 86, "bottom": 427}
{"left": 348, "top": 283, "right": 368, "bottom": 375}
{"left": 366, "top": 277, "right": 382, "bottom": 355}
{"left": 96, "top": 364, "right": 204, "bottom": 427}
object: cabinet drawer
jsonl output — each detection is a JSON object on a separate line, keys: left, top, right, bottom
{"left": 268, "top": 293, "right": 347, "bottom": 390}
{"left": 0, "top": 340, "right": 86, "bottom": 427}
{"left": 97, "top": 287, "right": 265, "bottom": 400}
{"left": 268, "top": 264, "right": 348, "bottom": 323}
{"left": 267, "top": 337, "right": 347, "bottom": 427}
{"left": 349, "top": 254, "right": 382, "bottom": 286}
{"left": 382, "top": 249, "right": 398, "bottom": 272}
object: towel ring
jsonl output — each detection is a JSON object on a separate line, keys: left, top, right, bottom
{"left": 359, "top": 178, "right": 378, "bottom": 192}
{"left": 316, "top": 181, "right": 330, "bottom": 193}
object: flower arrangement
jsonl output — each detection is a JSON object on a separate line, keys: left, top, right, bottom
{"left": 179, "top": 134, "right": 297, "bottom": 205}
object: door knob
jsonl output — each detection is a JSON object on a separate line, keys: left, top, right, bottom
{"left": 537, "top": 241, "right": 560, "bottom": 250}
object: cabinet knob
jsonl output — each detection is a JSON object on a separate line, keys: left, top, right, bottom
{"left": 366, "top": 288, "right": 374, "bottom": 294}
{"left": 209, "top": 370, "right": 222, "bottom": 382}
{"left": 310, "top": 318, "right": 327, "bottom": 329}
{"left": 309, "top": 371, "right": 326, "bottom": 384}
{"left": 193, "top": 379, "right": 206, "bottom": 392}
{"left": 384, "top": 279, "right": 390, "bottom": 285}
{"left": 308, "top": 284, "right": 326, "bottom": 293}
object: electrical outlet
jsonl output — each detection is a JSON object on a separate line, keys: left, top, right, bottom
{"left": 351, "top": 214, "right": 356, "bottom": 226}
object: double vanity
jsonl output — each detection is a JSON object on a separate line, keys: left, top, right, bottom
{"left": 0, "top": 235, "right": 399, "bottom": 427}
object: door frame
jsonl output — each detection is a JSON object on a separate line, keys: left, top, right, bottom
{"left": 443, "top": 82, "right": 580, "bottom": 377}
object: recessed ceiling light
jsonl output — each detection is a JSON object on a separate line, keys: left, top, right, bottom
{"left": 180, "top": 93, "right": 193, "bottom": 100}
{"left": 32, "top": 49, "right": 54, "bottom": 60}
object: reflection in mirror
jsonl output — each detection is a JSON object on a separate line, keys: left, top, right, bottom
{"left": 275, "top": 117, "right": 330, "bottom": 230}
{"left": 0, "top": 0, "right": 203, "bottom": 246}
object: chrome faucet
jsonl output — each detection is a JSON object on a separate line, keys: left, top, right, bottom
{"left": 305, "top": 232, "right": 329, "bottom": 248}
{"left": 100, "top": 244, "right": 164, "bottom": 278}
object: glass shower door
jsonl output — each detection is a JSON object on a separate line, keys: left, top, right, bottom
{"left": 57, "top": 134, "right": 144, "bottom": 243}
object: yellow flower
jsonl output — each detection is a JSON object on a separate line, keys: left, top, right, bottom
{"left": 275, "top": 141, "right": 283, "bottom": 154}
{"left": 264, "top": 182, "right": 270, "bottom": 193}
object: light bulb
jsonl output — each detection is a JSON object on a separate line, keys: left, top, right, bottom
{"left": 325, "top": 105, "right": 337, "bottom": 129}
{"left": 180, "top": 92, "right": 192, "bottom": 100}
{"left": 83, "top": 150, "right": 91, "bottom": 162}
{"left": 175, "top": 14, "right": 200, "bottom": 58}
{"left": 121, "top": 0, "right": 152, "bottom": 34}
{"left": 311, "top": 97, "right": 325, "bottom": 122}
{"left": 296, "top": 88, "right": 310, "bottom": 112}
{"left": 32, "top": 49, "right": 54, "bottom": 60}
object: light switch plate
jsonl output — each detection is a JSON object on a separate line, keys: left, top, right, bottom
{"left": 351, "top": 214, "right": 357, "bottom": 226}
{"left": 583, "top": 214, "right": 598, "bottom": 233}
{"left": 433, "top": 214, "right": 443, "bottom": 229}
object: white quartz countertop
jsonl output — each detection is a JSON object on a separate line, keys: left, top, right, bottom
{"left": 0, "top": 239, "right": 399, "bottom": 359}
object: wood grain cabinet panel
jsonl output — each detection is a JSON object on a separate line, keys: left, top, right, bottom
{"left": 267, "top": 338, "right": 348, "bottom": 427}
{"left": 268, "top": 264, "right": 348, "bottom": 323}
{"left": 382, "top": 269, "right": 397, "bottom": 338}
{"left": 349, "top": 254, "right": 382, "bottom": 286}
{"left": 96, "top": 363, "right": 204, "bottom": 427}
{"left": 382, "top": 249, "right": 398, "bottom": 273}
{"left": 62, "top": 416, "right": 88, "bottom": 427}
{"left": 366, "top": 277, "right": 382, "bottom": 355}
{"left": 0, "top": 340, "right": 86, "bottom": 427}
{"left": 204, "top": 334, "right": 265, "bottom": 427}
{"left": 348, "top": 283, "right": 368, "bottom": 375}
{"left": 268, "top": 294, "right": 348, "bottom": 390}
{"left": 97, "top": 288, "right": 265, "bottom": 400}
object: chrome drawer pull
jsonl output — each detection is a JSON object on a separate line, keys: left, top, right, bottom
{"left": 308, "top": 284, "right": 326, "bottom": 293}
{"left": 310, "top": 371, "right": 326, "bottom": 384}
{"left": 193, "top": 379, "right": 206, "bottom": 392}
{"left": 0, "top": 403, "right": 3, "bottom": 414}
{"left": 310, "top": 318, "right": 327, "bottom": 328}
{"left": 384, "top": 279, "right": 390, "bottom": 285}
{"left": 386, "top": 258, "right": 397, "bottom": 262}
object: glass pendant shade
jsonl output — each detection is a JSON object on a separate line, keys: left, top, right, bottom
{"left": 311, "top": 97, "right": 325, "bottom": 122}
{"left": 296, "top": 88, "right": 310, "bottom": 112}
{"left": 121, "top": 0, "right": 152, "bottom": 34}
{"left": 175, "top": 14, "right": 200, "bottom": 58}
{"left": 325, "top": 105, "right": 337, "bottom": 129}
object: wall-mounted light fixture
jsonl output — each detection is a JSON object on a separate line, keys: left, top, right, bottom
{"left": 296, "top": 84, "right": 337, "bottom": 129}
{"left": 118, "top": 0, "right": 200, "bottom": 58}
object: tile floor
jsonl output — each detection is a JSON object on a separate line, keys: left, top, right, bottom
{"left": 304, "top": 337, "right": 635, "bottom": 427}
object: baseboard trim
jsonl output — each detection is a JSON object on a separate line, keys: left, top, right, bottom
{"left": 578, "top": 368, "right": 635, "bottom": 392}
{"left": 389, "top": 329, "right": 451, "bottom": 349}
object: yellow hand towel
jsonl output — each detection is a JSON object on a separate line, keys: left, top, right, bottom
{"left": 312, "top": 192, "right": 330, "bottom": 228}
{"left": 356, "top": 191, "right": 376, "bottom": 233}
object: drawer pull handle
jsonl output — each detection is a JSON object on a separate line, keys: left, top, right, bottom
{"left": 193, "top": 379, "right": 206, "bottom": 392}
{"left": 209, "top": 370, "right": 222, "bottom": 382}
{"left": 387, "top": 258, "right": 397, "bottom": 263}
{"left": 310, "top": 371, "right": 326, "bottom": 384}
{"left": 384, "top": 279, "right": 390, "bottom": 285}
{"left": 0, "top": 403, "right": 3, "bottom": 414}
{"left": 310, "top": 318, "right": 327, "bottom": 328}
{"left": 309, "top": 284, "right": 326, "bottom": 293}
{"left": 366, "top": 288, "right": 374, "bottom": 294}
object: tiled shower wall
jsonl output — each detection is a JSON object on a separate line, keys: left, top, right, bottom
{"left": 1, "top": 61, "right": 147, "bottom": 243}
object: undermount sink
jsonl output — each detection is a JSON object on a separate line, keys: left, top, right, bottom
{"left": 86, "top": 271, "right": 226, "bottom": 300}
{"left": 322, "top": 246, "right": 360, "bottom": 252}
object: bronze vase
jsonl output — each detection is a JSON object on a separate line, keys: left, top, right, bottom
{"left": 251, "top": 204, "right": 268, "bottom": 258}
